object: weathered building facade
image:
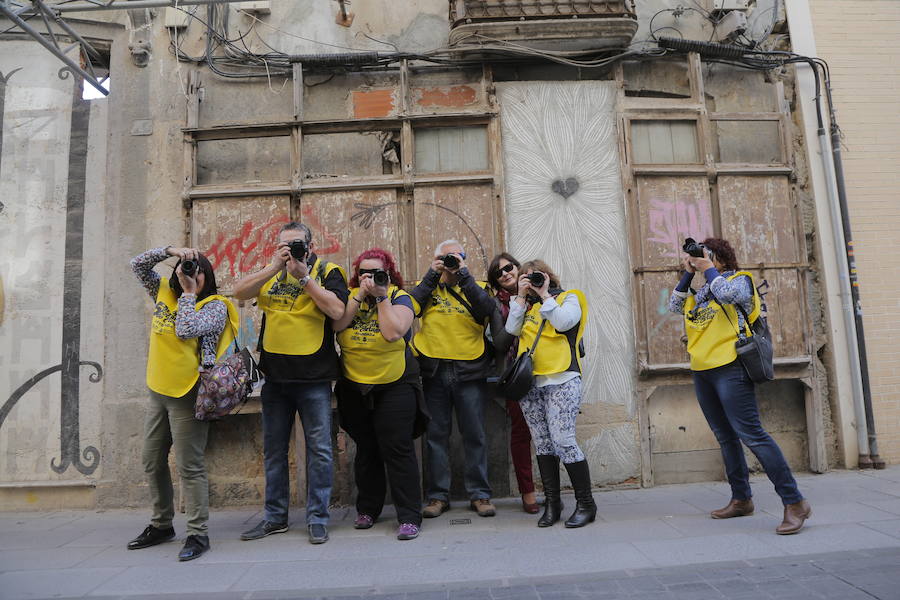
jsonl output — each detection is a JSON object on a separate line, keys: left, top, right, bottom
{"left": 0, "top": 0, "right": 886, "bottom": 511}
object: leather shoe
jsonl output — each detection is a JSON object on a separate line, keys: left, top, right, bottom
{"left": 711, "top": 498, "right": 755, "bottom": 519}
{"left": 522, "top": 499, "right": 540, "bottom": 514}
{"left": 127, "top": 525, "right": 175, "bottom": 550}
{"left": 776, "top": 499, "right": 811, "bottom": 535}
{"left": 178, "top": 534, "right": 210, "bottom": 561}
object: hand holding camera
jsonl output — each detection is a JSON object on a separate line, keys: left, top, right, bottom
{"left": 280, "top": 239, "right": 309, "bottom": 280}
{"left": 682, "top": 237, "right": 715, "bottom": 272}
{"left": 359, "top": 269, "right": 389, "bottom": 299}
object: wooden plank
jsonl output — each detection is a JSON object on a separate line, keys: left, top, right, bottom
{"left": 191, "top": 196, "right": 291, "bottom": 293}
{"left": 743, "top": 268, "right": 807, "bottom": 359}
{"left": 293, "top": 62, "right": 303, "bottom": 121}
{"left": 412, "top": 184, "right": 495, "bottom": 281}
{"left": 189, "top": 183, "right": 293, "bottom": 199}
{"left": 635, "top": 176, "right": 714, "bottom": 268}
{"left": 718, "top": 175, "right": 799, "bottom": 265}
{"left": 640, "top": 271, "right": 689, "bottom": 368}
{"left": 299, "top": 189, "right": 402, "bottom": 276}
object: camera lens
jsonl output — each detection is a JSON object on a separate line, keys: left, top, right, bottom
{"left": 682, "top": 238, "right": 706, "bottom": 258}
{"left": 528, "top": 272, "right": 545, "bottom": 288}
{"left": 288, "top": 240, "right": 307, "bottom": 260}
{"left": 181, "top": 259, "right": 197, "bottom": 277}
{"left": 442, "top": 254, "right": 460, "bottom": 269}
{"left": 373, "top": 270, "right": 389, "bottom": 287}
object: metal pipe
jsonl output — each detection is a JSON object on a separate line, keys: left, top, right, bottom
{"left": 24, "top": 0, "right": 247, "bottom": 13}
{"left": 824, "top": 77, "right": 885, "bottom": 469}
{"left": 817, "top": 123, "right": 871, "bottom": 467}
{"left": 36, "top": 0, "right": 103, "bottom": 63}
{"left": 0, "top": 3, "right": 109, "bottom": 96}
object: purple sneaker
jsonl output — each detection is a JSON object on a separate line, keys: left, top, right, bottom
{"left": 396, "top": 523, "right": 419, "bottom": 540}
{"left": 354, "top": 514, "right": 374, "bottom": 529}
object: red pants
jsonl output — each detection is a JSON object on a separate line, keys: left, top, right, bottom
{"left": 506, "top": 398, "right": 535, "bottom": 495}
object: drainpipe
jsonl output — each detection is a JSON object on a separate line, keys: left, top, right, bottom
{"left": 812, "top": 74, "right": 872, "bottom": 468}
{"left": 823, "top": 76, "right": 885, "bottom": 469}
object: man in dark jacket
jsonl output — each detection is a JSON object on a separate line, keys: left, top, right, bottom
{"left": 411, "top": 240, "right": 497, "bottom": 518}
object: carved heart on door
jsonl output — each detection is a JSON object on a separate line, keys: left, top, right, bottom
{"left": 551, "top": 177, "right": 580, "bottom": 199}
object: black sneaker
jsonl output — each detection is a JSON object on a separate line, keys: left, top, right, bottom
{"left": 178, "top": 534, "right": 210, "bottom": 561}
{"left": 308, "top": 524, "right": 328, "bottom": 545}
{"left": 127, "top": 525, "right": 175, "bottom": 550}
{"left": 240, "top": 519, "right": 289, "bottom": 541}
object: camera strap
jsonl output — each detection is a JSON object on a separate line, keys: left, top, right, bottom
{"left": 706, "top": 287, "right": 750, "bottom": 340}
{"left": 445, "top": 286, "right": 478, "bottom": 322}
{"left": 526, "top": 319, "right": 548, "bottom": 357}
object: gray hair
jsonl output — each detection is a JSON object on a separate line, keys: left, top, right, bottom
{"left": 280, "top": 221, "right": 312, "bottom": 243}
{"left": 435, "top": 238, "right": 464, "bottom": 256}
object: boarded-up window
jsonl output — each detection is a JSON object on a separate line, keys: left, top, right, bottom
{"left": 197, "top": 137, "right": 291, "bottom": 185}
{"left": 713, "top": 121, "right": 782, "bottom": 164}
{"left": 302, "top": 132, "right": 394, "bottom": 178}
{"left": 414, "top": 126, "right": 489, "bottom": 173}
{"left": 631, "top": 120, "right": 700, "bottom": 164}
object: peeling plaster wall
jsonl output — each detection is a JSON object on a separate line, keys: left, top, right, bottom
{"left": 0, "top": 0, "right": 841, "bottom": 509}
{"left": 0, "top": 42, "right": 106, "bottom": 495}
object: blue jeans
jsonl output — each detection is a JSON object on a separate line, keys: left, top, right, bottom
{"left": 423, "top": 363, "right": 491, "bottom": 502}
{"left": 261, "top": 381, "right": 333, "bottom": 525}
{"left": 693, "top": 361, "right": 803, "bottom": 506}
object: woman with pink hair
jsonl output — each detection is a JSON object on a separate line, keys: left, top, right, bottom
{"left": 333, "top": 248, "right": 427, "bottom": 541}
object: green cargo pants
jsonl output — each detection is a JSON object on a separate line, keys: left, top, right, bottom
{"left": 143, "top": 385, "right": 209, "bottom": 536}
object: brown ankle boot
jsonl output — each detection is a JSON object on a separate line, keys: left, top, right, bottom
{"left": 710, "top": 498, "right": 754, "bottom": 519}
{"left": 776, "top": 499, "right": 811, "bottom": 535}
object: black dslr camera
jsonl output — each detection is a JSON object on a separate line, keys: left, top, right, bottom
{"left": 682, "top": 238, "right": 715, "bottom": 262}
{"left": 527, "top": 272, "right": 545, "bottom": 288}
{"left": 287, "top": 240, "right": 308, "bottom": 261}
{"left": 372, "top": 269, "right": 389, "bottom": 287}
{"left": 441, "top": 254, "right": 460, "bottom": 270}
{"left": 181, "top": 259, "right": 198, "bottom": 277}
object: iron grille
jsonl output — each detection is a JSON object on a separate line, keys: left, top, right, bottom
{"left": 450, "top": 0, "right": 637, "bottom": 26}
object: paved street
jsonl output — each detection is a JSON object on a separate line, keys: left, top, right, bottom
{"left": 3, "top": 467, "right": 900, "bottom": 600}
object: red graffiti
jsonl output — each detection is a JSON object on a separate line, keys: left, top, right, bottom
{"left": 204, "top": 211, "right": 343, "bottom": 278}
{"left": 301, "top": 206, "right": 342, "bottom": 255}
{"left": 205, "top": 216, "right": 290, "bottom": 278}
{"left": 647, "top": 197, "right": 714, "bottom": 258}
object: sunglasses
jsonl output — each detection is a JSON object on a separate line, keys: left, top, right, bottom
{"left": 358, "top": 268, "right": 381, "bottom": 276}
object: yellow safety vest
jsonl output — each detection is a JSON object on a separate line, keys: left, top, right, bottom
{"left": 518, "top": 290, "right": 588, "bottom": 376}
{"left": 683, "top": 271, "right": 761, "bottom": 371}
{"left": 411, "top": 281, "right": 490, "bottom": 361}
{"left": 337, "top": 286, "right": 411, "bottom": 385}
{"left": 257, "top": 258, "right": 347, "bottom": 356}
{"left": 146, "top": 278, "right": 239, "bottom": 397}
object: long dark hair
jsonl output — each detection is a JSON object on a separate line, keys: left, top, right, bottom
{"left": 170, "top": 253, "right": 218, "bottom": 301}
{"left": 349, "top": 247, "right": 405, "bottom": 288}
{"left": 702, "top": 238, "right": 739, "bottom": 272}
{"left": 488, "top": 252, "right": 520, "bottom": 292}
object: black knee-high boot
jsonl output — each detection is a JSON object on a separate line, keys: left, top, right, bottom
{"left": 536, "top": 455, "right": 563, "bottom": 527}
{"left": 563, "top": 459, "right": 596, "bottom": 528}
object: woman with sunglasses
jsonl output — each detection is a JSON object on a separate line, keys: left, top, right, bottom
{"left": 333, "top": 248, "right": 427, "bottom": 541}
{"left": 488, "top": 253, "right": 539, "bottom": 514}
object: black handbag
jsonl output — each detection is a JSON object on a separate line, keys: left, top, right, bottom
{"left": 710, "top": 289, "right": 774, "bottom": 384}
{"left": 498, "top": 319, "right": 547, "bottom": 401}
{"left": 733, "top": 304, "right": 775, "bottom": 383}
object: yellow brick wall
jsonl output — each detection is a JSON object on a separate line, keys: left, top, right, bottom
{"left": 810, "top": 1, "right": 900, "bottom": 463}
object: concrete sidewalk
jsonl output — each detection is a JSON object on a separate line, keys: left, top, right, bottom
{"left": 2, "top": 467, "right": 900, "bottom": 600}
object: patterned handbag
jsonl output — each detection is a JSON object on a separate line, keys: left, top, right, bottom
{"left": 195, "top": 338, "right": 261, "bottom": 421}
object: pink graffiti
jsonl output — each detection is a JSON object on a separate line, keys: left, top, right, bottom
{"left": 647, "top": 197, "right": 714, "bottom": 258}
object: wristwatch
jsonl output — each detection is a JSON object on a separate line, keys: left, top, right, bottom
{"left": 375, "top": 295, "right": 388, "bottom": 304}
{"left": 298, "top": 275, "right": 311, "bottom": 287}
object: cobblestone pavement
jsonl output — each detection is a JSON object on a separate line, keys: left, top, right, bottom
{"left": 3, "top": 466, "right": 900, "bottom": 599}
